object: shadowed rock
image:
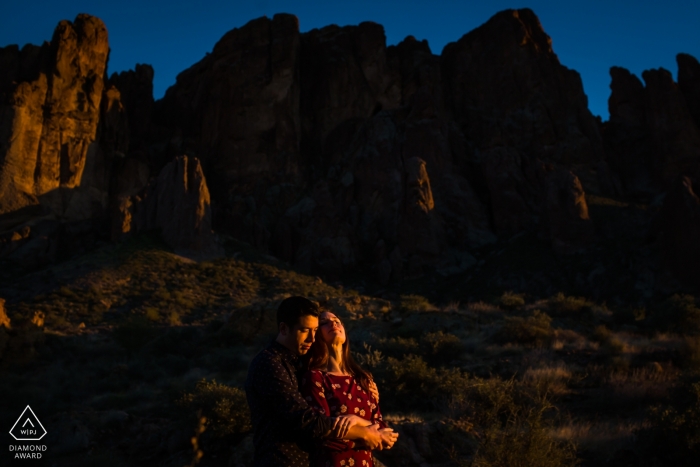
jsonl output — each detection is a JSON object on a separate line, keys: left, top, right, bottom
{"left": 677, "top": 53, "right": 700, "bottom": 129}
{"left": 116, "top": 155, "right": 219, "bottom": 256}
{"left": 441, "top": 9, "right": 606, "bottom": 185}
{"left": 604, "top": 65, "right": 700, "bottom": 195}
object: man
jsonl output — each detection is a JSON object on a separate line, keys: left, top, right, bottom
{"left": 245, "top": 296, "right": 397, "bottom": 466}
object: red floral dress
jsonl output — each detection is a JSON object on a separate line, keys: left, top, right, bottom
{"left": 301, "top": 369, "right": 386, "bottom": 467}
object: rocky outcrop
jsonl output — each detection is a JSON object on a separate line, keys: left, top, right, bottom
{"left": 545, "top": 167, "right": 594, "bottom": 253}
{"left": 441, "top": 9, "right": 606, "bottom": 181}
{"left": 108, "top": 64, "right": 154, "bottom": 147}
{"left": 677, "top": 53, "right": 700, "bottom": 129}
{"left": 153, "top": 14, "right": 304, "bottom": 254}
{"left": 604, "top": 64, "right": 700, "bottom": 196}
{"left": 300, "top": 21, "right": 400, "bottom": 162}
{"left": 0, "top": 306, "right": 45, "bottom": 365}
{"left": 115, "top": 155, "right": 217, "bottom": 254}
{"left": 0, "top": 14, "right": 109, "bottom": 217}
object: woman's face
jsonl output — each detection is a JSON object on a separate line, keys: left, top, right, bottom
{"left": 319, "top": 311, "right": 346, "bottom": 346}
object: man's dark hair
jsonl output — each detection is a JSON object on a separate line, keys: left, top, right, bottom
{"left": 277, "top": 296, "right": 320, "bottom": 328}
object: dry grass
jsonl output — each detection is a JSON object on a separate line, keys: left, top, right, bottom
{"left": 603, "top": 366, "right": 677, "bottom": 403}
{"left": 550, "top": 419, "right": 644, "bottom": 459}
{"left": 522, "top": 362, "right": 573, "bottom": 397}
{"left": 551, "top": 329, "right": 596, "bottom": 351}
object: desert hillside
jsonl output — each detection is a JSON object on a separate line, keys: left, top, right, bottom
{"left": 1, "top": 8, "right": 700, "bottom": 467}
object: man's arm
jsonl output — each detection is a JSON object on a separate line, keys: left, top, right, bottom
{"left": 246, "top": 353, "right": 332, "bottom": 440}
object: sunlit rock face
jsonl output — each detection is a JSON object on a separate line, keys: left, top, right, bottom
{"left": 0, "top": 14, "right": 109, "bottom": 216}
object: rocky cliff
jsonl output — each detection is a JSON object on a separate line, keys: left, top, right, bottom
{"left": 1, "top": 9, "right": 700, "bottom": 290}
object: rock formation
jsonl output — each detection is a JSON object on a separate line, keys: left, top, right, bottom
{"left": 115, "top": 155, "right": 218, "bottom": 255}
{"left": 0, "top": 14, "right": 109, "bottom": 217}
{"left": 677, "top": 53, "right": 700, "bottom": 130}
{"left": 604, "top": 61, "right": 700, "bottom": 196}
{"left": 4, "top": 8, "right": 698, "bottom": 284}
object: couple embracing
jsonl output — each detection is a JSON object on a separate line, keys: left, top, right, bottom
{"left": 245, "top": 296, "right": 398, "bottom": 466}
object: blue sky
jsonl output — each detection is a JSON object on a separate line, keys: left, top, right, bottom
{"left": 2, "top": 0, "right": 699, "bottom": 120}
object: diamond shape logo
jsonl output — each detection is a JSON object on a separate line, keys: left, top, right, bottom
{"left": 9, "top": 406, "right": 47, "bottom": 441}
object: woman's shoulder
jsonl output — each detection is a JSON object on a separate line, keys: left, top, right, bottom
{"left": 303, "top": 368, "right": 329, "bottom": 381}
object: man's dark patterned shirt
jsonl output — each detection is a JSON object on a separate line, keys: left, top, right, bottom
{"left": 245, "top": 341, "right": 332, "bottom": 466}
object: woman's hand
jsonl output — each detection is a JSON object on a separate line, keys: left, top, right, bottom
{"left": 379, "top": 427, "right": 398, "bottom": 449}
{"left": 369, "top": 380, "right": 380, "bottom": 403}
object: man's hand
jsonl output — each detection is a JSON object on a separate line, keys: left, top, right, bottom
{"left": 379, "top": 427, "right": 398, "bottom": 449}
{"left": 330, "top": 416, "right": 352, "bottom": 439}
{"left": 369, "top": 380, "right": 380, "bottom": 403}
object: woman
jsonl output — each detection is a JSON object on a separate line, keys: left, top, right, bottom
{"left": 301, "top": 310, "right": 395, "bottom": 466}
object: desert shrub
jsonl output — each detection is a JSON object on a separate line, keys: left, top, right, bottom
{"left": 373, "top": 335, "right": 420, "bottom": 357}
{"left": 547, "top": 293, "right": 593, "bottom": 316}
{"left": 651, "top": 294, "right": 700, "bottom": 335}
{"left": 499, "top": 291, "right": 526, "bottom": 309}
{"left": 178, "top": 379, "right": 251, "bottom": 438}
{"left": 421, "top": 331, "right": 464, "bottom": 364}
{"left": 495, "top": 310, "right": 553, "bottom": 347}
{"left": 592, "top": 325, "right": 624, "bottom": 356}
{"left": 353, "top": 344, "right": 384, "bottom": 370}
{"left": 373, "top": 355, "right": 471, "bottom": 411}
{"left": 447, "top": 377, "right": 577, "bottom": 467}
{"left": 635, "top": 378, "right": 700, "bottom": 466}
{"left": 679, "top": 336, "right": 700, "bottom": 369}
{"left": 399, "top": 294, "right": 435, "bottom": 312}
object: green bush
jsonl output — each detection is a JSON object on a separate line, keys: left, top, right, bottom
{"left": 495, "top": 310, "right": 553, "bottom": 347}
{"left": 178, "top": 379, "right": 251, "bottom": 438}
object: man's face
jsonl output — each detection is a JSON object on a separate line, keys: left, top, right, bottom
{"left": 278, "top": 314, "right": 319, "bottom": 355}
